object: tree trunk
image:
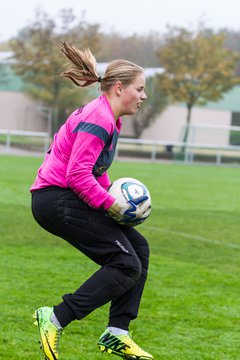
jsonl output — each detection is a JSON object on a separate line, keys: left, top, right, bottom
{"left": 182, "top": 103, "right": 192, "bottom": 143}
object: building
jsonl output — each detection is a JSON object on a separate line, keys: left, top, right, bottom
{"left": 1, "top": 51, "right": 240, "bottom": 147}
{"left": 141, "top": 86, "right": 240, "bottom": 146}
{"left": 0, "top": 52, "right": 165, "bottom": 134}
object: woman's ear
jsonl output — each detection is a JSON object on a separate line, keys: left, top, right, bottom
{"left": 114, "top": 81, "right": 123, "bottom": 96}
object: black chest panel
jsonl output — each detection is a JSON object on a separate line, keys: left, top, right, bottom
{"left": 93, "top": 129, "right": 119, "bottom": 176}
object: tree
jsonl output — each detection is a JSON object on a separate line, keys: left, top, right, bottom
{"left": 156, "top": 26, "right": 239, "bottom": 141}
{"left": 131, "top": 76, "right": 169, "bottom": 138}
{"left": 221, "top": 29, "right": 240, "bottom": 77}
{"left": 10, "top": 7, "right": 101, "bottom": 132}
{"left": 97, "top": 32, "right": 160, "bottom": 67}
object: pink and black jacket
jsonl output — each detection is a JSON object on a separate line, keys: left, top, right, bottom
{"left": 31, "top": 95, "right": 122, "bottom": 211}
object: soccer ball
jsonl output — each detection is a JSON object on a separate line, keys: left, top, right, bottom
{"left": 108, "top": 177, "right": 151, "bottom": 226}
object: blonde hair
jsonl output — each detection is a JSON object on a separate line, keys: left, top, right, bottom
{"left": 59, "top": 42, "right": 144, "bottom": 90}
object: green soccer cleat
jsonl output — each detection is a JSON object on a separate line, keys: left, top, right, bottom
{"left": 33, "top": 306, "right": 63, "bottom": 360}
{"left": 98, "top": 329, "right": 153, "bottom": 360}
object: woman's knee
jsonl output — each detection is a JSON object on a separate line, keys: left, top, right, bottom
{"left": 120, "top": 255, "right": 142, "bottom": 289}
{"left": 130, "top": 255, "right": 142, "bottom": 280}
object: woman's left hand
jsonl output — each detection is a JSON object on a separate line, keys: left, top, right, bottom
{"left": 107, "top": 199, "right": 126, "bottom": 222}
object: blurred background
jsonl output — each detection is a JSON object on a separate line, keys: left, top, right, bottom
{"left": 0, "top": 0, "right": 240, "bottom": 165}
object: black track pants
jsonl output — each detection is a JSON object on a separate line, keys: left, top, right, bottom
{"left": 31, "top": 187, "right": 149, "bottom": 330}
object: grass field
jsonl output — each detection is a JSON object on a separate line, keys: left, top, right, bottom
{"left": 0, "top": 155, "right": 240, "bottom": 360}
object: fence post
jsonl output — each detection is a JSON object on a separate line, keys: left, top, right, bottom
{"left": 44, "top": 137, "right": 49, "bottom": 153}
{"left": 151, "top": 142, "right": 157, "bottom": 161}
{"left": 216, "top": 150, "right": 222, "bottom": 165}
{"left": 184, "top": 144, "right": 189, "bottom": 163}
{"left": 115, "top": 144, "right": 119, "bottom": 160}
{"left": 6, "top": 130, "right": 11, "bottom": 150}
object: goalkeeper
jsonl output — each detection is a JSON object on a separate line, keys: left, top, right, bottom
{"left": 31, "top": 42, "right": 153, "bottom": 360}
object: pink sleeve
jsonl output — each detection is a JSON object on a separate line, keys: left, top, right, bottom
{"left": 97, "top": 171, "right": 111, "bottom": 190}
{"left": 66, "top": 131, "right": 115, "bottom": 210}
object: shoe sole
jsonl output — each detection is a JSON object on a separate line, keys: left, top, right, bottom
{"left": 98, "top": 344, "right": 153, "bottom": 360}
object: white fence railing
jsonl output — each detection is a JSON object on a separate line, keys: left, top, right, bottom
{"left": 116, "top": 138, "right": 240, "bottom": 165}
{"left": 0, "top": 129, "right": 50, "bottom": 153}
{"left": 1, "top": 129, "right": 240, "bottom": 165}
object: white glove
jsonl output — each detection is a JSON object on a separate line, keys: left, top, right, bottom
{"left": 107, "top": 194, "right": 149, "bottom": 223}
{"left": 107, "top": 199, "right": 127, "bottom": 222}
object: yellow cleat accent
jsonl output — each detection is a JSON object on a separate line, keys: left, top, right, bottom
{"left": 33, "top": 307, "right": 63, "bottom": 360}
{"left": 98, "top": 330, "right": 153, "bottom": 359}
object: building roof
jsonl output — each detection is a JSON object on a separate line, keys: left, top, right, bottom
{"left": 97, "top": 62, "right": 164, "bottom": 77}
{"left": 0, "top": 64, "right": 24, "bottom": 91}
{"left": 203, "top": 86, "right": 240, "bottom": 112}
{"left": 0, "top": 51, "right": 14, "bottom": 63}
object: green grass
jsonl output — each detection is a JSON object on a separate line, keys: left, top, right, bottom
{"left": 0, "top": 155, "right": 240, "bottom": 359}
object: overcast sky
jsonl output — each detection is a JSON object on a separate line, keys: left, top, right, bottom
{"left": 0, "top": 0, "right": 239, "bottom": 41}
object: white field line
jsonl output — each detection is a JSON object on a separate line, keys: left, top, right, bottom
{"left": 144, "top": 225, "right": 240, "bottom": 250}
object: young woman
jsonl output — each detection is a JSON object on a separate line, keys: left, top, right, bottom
{"left": 31, "top": 42, "right": 153, "bottom": 360}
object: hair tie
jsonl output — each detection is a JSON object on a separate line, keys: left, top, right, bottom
{"left": 98, "top": 76, "right": 102, "bottom": 83}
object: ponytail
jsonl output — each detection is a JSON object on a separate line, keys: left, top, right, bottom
{"left": 59, "top": 42, "right": 100, "bottom": 87}
{"left": 59, "top": 42, "right": 144, "bottom": 91}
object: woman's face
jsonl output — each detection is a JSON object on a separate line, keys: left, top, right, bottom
{"left": 120, "top": 73, "right": 147, "bottom": 115}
